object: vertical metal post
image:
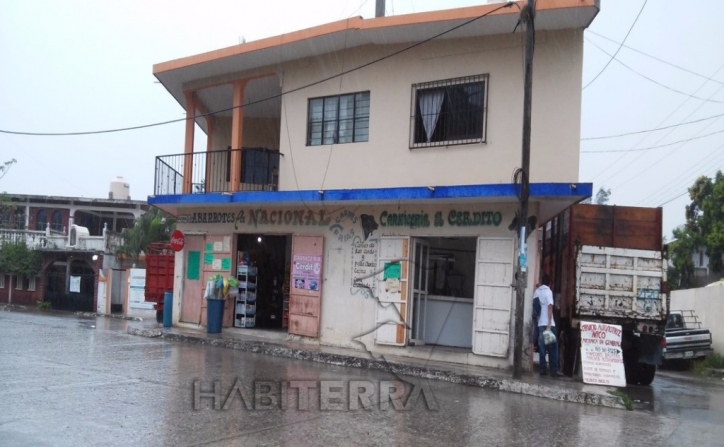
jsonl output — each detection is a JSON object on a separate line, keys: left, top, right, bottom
{"left": 513, "top": 0, "right": 535, "bottom": 379}
{"left": 375, "top": 0, "right": 385, "bottom": 17}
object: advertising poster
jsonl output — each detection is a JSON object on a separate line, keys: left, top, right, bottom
{"left": 580, "top": 321, "right": 626, "bottom": 387}
{"left": 128, "top": 268, "right": 153, "bottom": 310}
{"left": 292, "top": 254, "right": 322, "bottom": 291}
{"left": 351, "top": 239, "right": 378, "bottom": 291}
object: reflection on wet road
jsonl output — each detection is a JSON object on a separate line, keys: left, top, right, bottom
{"left": 1, "top": 311, "right": 723, "bottom": 446}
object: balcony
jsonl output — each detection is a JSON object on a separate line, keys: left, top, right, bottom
{"left": 154, "top": 147, "right": 280, "bottom": 196}
{"left": 0, "top": 224, "right": 121, "bottom": 254}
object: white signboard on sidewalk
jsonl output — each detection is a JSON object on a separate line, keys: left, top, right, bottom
{"left": 580, "top": 321, "right": 626, "bottom": 387}
{"left": 128, "top": 269, "right": 153, "bottom": 310}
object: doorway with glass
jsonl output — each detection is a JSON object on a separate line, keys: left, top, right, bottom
{"left": 409, "top": 237, "right": 477, "bottom": 349}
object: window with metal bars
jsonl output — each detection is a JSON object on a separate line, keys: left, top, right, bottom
{"left": 307, "top": 92, "right": 370, "bottom": 146}
{"left": 410, "top": 75, "right": 488, "bottom": 148}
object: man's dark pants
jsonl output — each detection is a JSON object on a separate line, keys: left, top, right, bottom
{"left": 538, "top": 326, "right": 559, "bottom": 374}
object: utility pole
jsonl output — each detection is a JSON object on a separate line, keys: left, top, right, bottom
{"left": 513, "top": 0, "right": 536, "bottom": 379}
{"left": 375, "top": 0, "right": 385, "bottom": 18}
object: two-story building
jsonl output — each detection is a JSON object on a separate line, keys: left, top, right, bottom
{"left": 0, "top": 191, "right": 147, "bottom": 311}
{"left": 150, "top": 0, "right": 597, "bottom": 370}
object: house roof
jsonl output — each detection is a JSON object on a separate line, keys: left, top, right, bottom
{"left": 153, "top": 0, "right": 599, "bottom": 125}
{"left": 6, "top": 193, "right": 148, "bottom": 209}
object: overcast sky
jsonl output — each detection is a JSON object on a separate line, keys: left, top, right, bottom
{"left": 1, "top": 0, "right": 723, "bottom": 238}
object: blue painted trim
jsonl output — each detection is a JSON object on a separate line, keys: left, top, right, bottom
{"left": 148, "top": 183, "right": 592, "bottom": 206}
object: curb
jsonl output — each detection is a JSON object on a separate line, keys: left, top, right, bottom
{"left": 0, "top": 304, "right": 27, "bottom": 312}
{"left": 77, "top": 312, "right": 143, "bottom": 321}
{"left": 127, "top": 327, "right": 626, "bottom": 410}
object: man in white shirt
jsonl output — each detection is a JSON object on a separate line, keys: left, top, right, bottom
{"left": 535, "top": 274, "right": 559, "bottom": 377}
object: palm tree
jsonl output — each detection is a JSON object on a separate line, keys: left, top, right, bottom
{"left": 115, "top": 207, "right": 176, "bottom": 261}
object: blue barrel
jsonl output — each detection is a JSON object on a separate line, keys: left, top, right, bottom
{"left": 163, "top": 291, "right": 173, "bottom": 328}
{"left": 206, "top": 299, "right": 225, "bottom": 334}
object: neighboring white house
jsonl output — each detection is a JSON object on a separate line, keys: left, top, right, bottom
{"left": 149, "top": 0, "right": 599, "bottom": 370}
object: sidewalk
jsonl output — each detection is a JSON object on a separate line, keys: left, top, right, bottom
{"left": 126, "top": 320, "right": 627, "bottom": 410}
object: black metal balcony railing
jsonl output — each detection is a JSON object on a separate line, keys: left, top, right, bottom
{"left": 154, "top": 147, "right": 280, "bottom": 195}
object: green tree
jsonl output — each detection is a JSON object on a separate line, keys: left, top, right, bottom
{"left": 667, "top": 226, "right": 702, "bottom": 290}
{"left": 582, "top": 187, "right": 611, "bottom": 205}
{"left": 668, "top": 171, "right": 724, "bottom": 289}
{"left": 595, "top": 187, "right": 611, "bottom": 205}
{"left": 115, "top": 207, "right": 176, "bottom": 261}
{"left": 686, "top": 172, "right": 724, "bottom": 273}
{"left": 0, "top": 240, "right": 41, "bottom": 277}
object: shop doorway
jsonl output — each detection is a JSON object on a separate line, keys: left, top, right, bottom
{"left": 409, "top": 237, "right": 477, "bottom": 349}
{"left": 234, "top": 234, "right": 291, "bottom": 330}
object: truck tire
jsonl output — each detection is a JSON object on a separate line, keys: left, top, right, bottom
{"left": 638, "top": 364, "right": 656, "bottom": 385}
{"left": 156, "top": 310, "right": 163, "bottom": 323}
{"left": 563, "top": 327, "right": 579, "bottom": 377}
{"left": 625, "top": 360, "right": 656, "bottom": 385}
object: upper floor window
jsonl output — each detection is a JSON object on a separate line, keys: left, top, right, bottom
{"left": 51, "top": 210, "right": 63, "bottom": 232}
{"left": 14, "top": 208, "right": 25, "bottom": 230}
{"left": 410, "top": 75, "right": 488, "bottom": 148}
{"left": 307, "top": 92, "right": 370, "bottom": 146}
{"left": 36, "top": 209, "right": 47, "bottom": 231}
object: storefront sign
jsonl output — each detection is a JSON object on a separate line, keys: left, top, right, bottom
{"left": 170, "top": 229, "right": 185, "bottom": 251}
{"left": 292, "top": 254, "right": 322, "bottom": 291}
{"left": 379, "top": 210, "right": 502, "bottom": 229}
{"left": 177, "top": 210, "right": 334, "bottom": 229}
{"left": 352, "top": 239, "right": 378, "bottom": 290}
{"left": 178, "top": 208, "right": 504, "bottom": 231}
{"left": 128, "top": 268, "right": 153, "bottom": 310}
{"left": 580, "top": 321, "right": 626, "bottom": 387}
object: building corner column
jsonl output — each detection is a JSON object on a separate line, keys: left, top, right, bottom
{"left": 230, "top": 80, "right": 247, "bottom": 192}
{"left": 183, "top": 91, "right": 197, "bottom": 194}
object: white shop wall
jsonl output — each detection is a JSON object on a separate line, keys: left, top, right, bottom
{"left": 176, "top": 202, "right": 539, "bottom": 361}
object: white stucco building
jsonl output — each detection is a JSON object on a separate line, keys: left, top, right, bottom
{"left": 149, "top": 0, "right": 599, "bottom": 370}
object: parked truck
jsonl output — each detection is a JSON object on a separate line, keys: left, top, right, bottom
{"left": 540, "top": 204, "right": 667, "bottom": 385}
{"left": 144, "top": 243, "right": 175, "bottom": 323}
{"left": 663, "top": 310, "right": 713, "bottom": 366}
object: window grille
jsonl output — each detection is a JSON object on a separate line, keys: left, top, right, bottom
{"left": 410, "top": 75, "right": 488, "bottom": 148}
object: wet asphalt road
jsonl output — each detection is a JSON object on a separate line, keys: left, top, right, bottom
{"left": 1, "top": 311, "right": 723, "bottom": 447}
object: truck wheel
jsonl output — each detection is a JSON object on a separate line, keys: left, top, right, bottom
{"left": 638, "top": 364, "right": 656, "bottom": 385}
{"left": 156, "top": 310, "right": 163, "bottom": 323}
{"left": 625, "top": 361, "right": 656, "bottom": 385}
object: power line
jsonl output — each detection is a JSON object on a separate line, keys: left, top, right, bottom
{"left": 585, "top": 38, "right": 724, "bottom": 104}
{"left": 582, "top": 0, "right": 647, "bottom": 90}
{"left": 659, "top": 190, "right": 689, "bottom": 207}
{"left": 657, "top": 162, "right": 724, "bottom": 206}
{"left": 640, "top": 143, "right": 724, "bottom": 206}
{"left": 581, "top": 111, "right": 724, "bottom": 141}
{"left": 0, "top": 2, "right": 515, "bottom": 137}
{"left": 610, "top": 114, "right": 724, "bottom": 190}
{"left": 587, "top": 30, "right": 724, "bottom": 86}
{"left": 581, "top": 127, "right": 724, "bottom": 153}
{"left": 593, "top": 65, "right": 724, "bottom": 186}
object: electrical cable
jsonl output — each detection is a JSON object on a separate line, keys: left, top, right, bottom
{"left": 348, "top": 0, "right": 370, "bottom": 18}
{"left": 581, "top": 111, "right": 724, "bottom": 141}
{"left": 586, "top": 30, "right": 724, "bottom": 86}
{"left": 582, "top": 0, "right": 647, "bottom": 90}
{"left": 591, "top": 65, "right": 724, "bottom": 185}
{"left": 656, "top": 161, "right": 724, "bottom": 207}
{"left": 659, "top": 190, "right": 689, "bottom": 207}
{"left": 0, "top": 3, "right": 515, "bottom": 137}
{"left": 581, "top": 127, "right": 724, "bottom": 153}
{"left": 585, "top": 37, "right": 724, "bottom": 104}
{"left": 609, "top": 113, "right": 724, "bottom": 190}
{"left": 638, "top": 142, "right": 724, "bottom": 206}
